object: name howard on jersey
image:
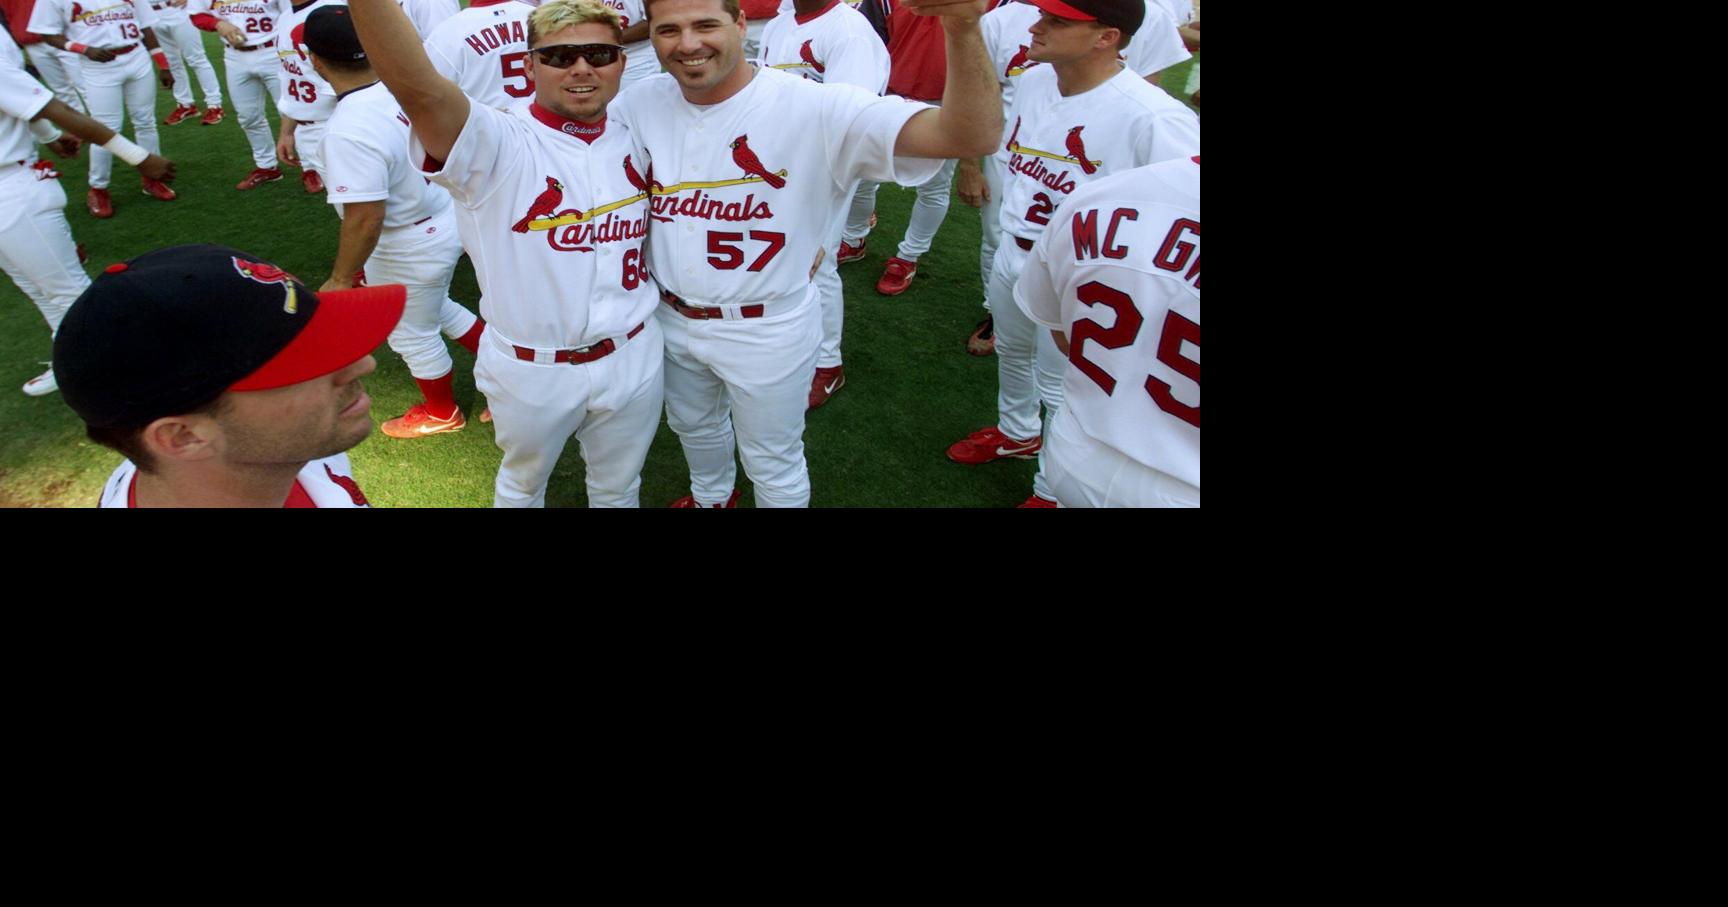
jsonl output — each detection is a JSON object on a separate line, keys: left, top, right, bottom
{"left": 461, "top": 18, "right": 525, "bottom": 56}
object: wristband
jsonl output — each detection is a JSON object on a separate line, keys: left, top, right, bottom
{"left": 67, "top": 42, "right": 88, "bottom": 54}
{"left": 103, "top": 135, "right": 150, "bottom": 167}
{"left": 29, "top": 118, "right": 63, "bottom": 144}
{"left": 152, "top": 50, "right": 169, "bottom": 71}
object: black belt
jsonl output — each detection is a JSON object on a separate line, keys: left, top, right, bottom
{"left": 233, "top": 43, "right": 266, "bottom": 51}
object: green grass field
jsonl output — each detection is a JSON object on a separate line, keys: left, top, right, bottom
{"left": 0, "top": 31, "right": 1195, "bottom": 507}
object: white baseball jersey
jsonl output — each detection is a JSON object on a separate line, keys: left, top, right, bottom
{"left": 0, "top": 40, "right": 55, "bottom": 160}
{"left": 148, "top": 0, "right": 190, "bottom": 25}
{"left": 28, "top": 0, "right": 159, "bottom": 49}
{"left": 99, "top": 453, "right": 373, "bottom": 507}
{"left": 1015, "top": 156, "right": 1199, "bottom": 490}
{"left": 187, "top": 0, "right": 279, "bottom": 45}
{"left": 423, "top": 0, "right": 533, "bottom": 111}
{"left": 1129, "top": 0, "right": 1190, "bottom": 77}
{"left": 997, "top": 63, "right": 1198, "bottom": 241}
{"left": 611, "top": 67, "right": 937, "bottom": 305}
{"left": 397, "top": 0, "right": 454, "bottom": 38}
{"left": 411, "top": 100, "right": 654, "bottom": 347}
{"left": 1152, "top": 0, "right": 1193, "bottom": 26}
{"left": 322, "top": 81, "right": 450, "bottom": 227}
{"left": 596, "top": 0, "right": 656, "bottom": 87}
{"left": 757, "top": 1, "right": 887, "bottom": 93}
{"left": 275, "top": 0, "right": 339, "bottom": 121}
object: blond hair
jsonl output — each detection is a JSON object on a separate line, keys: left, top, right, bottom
{"left": 528, "top": 0, "right": 625, "bottom": 46}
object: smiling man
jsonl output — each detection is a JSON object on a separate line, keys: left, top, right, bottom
{"left": 53, "top": 244, "right": 405, "bottom": 508}
{"left": 350, "top": 0, "right": 663, "bottom": 508}
{"left": 612, "top": 0, "right": 1001, "bottom": 509}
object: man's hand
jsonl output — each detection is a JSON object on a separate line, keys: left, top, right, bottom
{"left": 139, "top": 154, "right": 176, "bottom": 181}
{"left": 83, "top": 45, "right": 117, "bottom": 62}
{"left": 157, "top": 67, "right": 174, "bottom": 89}
{"left": 956, "top": 159, "right": 989, "bottom": 208}
{"left": 276, "top": 122, "right": 300, "bottom": 167}
{"left": 216, "top": 21, "right": 246, "bottom": 47}
{"left": 48, "top": 136, "right": 81, "bottom": 158}
{"left": 319, "top": 276, "right": 355, "bottom": 293}
{"left": 901, "top": 0, "right": 988, "bottom": 24}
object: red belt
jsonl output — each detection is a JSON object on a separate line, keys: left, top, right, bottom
{"left": 1015, "top": 236, "right": 1035, "bottom": 251}
{"left": 233, "top": 43, "right": 266, "bottom": 51}
{"left": 513, "top": 322, "right": 643, "bottom": 364}
{"left": 661, "top": 289, "right": 763, "bottom": 319}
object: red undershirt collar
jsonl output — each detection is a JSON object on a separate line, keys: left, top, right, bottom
{"left": 127, "top": 473, "right": 315, "bottom": 507}
{"left": 795, "top": 0, "right": 842, "bottom": 25}
{"left": 528, "top": 102, "right": 606, "bottom": 144}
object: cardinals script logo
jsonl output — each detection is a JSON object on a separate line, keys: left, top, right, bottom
{"left": 1003, "top": 119, "right": 1099, "bottom": 194}
{"left": 512, "top": 172, "right": 651, "bottom": 253}
{"left": 232, "top": 257, "right": 302, "bottom": 313}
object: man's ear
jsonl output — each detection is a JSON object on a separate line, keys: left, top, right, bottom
{"left": 141, "top": 413, "right": 221, "bottom": 465}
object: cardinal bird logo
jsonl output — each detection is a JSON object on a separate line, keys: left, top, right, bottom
{"left": 624, "top": 154, "right": 652, "bottom": 194}
{"left": 1066, "top": 126, "right": 1097, "bottom": 174}
{"left": 798, "top": 40, "right": 825, "bottom": 74}
{"left": 1004, "top": 115, "right": 1020, "bottom": 154}
{"left": 291, "top": 23, "right": 309, "bottom": 61}
{"left": 71, "top": 3, "right": 84, "bottom": 21}
{"left": 729, "top": 135, "right": 785, "bottom": 189}
{"left": 1005, "top": 44, "right": 1033, "bottom": 76}
{"left": 325, "top": 464, "right": 370, "bottom": 506}
{"left": 232, "top": 257, "right": 301, "bottom": 312}
{"left": 512, "top": 176, "right": 564, "bottom": 233}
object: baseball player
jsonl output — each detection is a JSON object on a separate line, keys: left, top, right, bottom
{"left": 350, "top": 0, "right": 664, "bottom": 507}
{"left": 610, "top": 0, "right": 1000, "bottom": 508}
{"left": 957, "top": 0, "right": 1189, "bottom": 355}
{"left": 2, "top": 0, "right": 86, "bottom": 113}
{"left": 423, "top": 0, "right": 536, "bottom": 109}
{"left": 189, "top": 0, "right": 286, "bottom": 189}
{"left": 272, "top": 0, "right": 340, "bottom": 194}
{"left": 152, "top": 0, "right": 226, "bottom": 125}
{"left": 755, "top": 0, "right": 887, "bottom": 411}
{"left": 944, "top": 0, "right": 1197, "bottom": 508}
{"left": 2, "top": 31, "right": 175, "bottom": 396}
{"left": 396, "top": 0, "right": 452, "bottom": 36}
{"left": 303, "top": 3, "right": 483, "bottom": 438}
{"left": 53, "top": 243, "right": 404, "bottom": 508}
{"left": 1014, "top": 155, "right": 1199, "bottom": 507}
{"left": 28, "top": 0, "right": 177, "bottom": 218}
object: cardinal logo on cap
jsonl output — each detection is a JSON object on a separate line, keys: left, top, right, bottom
{"left": 232, "top": 257, "right": 301, "bottom": 314}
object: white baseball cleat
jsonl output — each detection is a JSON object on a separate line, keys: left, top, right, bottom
{"left": 22, "top": 365, "right": 57, "bottom": 396}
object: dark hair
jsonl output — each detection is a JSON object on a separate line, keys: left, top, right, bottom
{"left": 314, "top": 54, "right": 373, "bottom": 75}
{"left": 85, "top": 394, "right": 227, "bottom": 475}
{"left": 644, "top": 0, "right": 741, "bottom": 22}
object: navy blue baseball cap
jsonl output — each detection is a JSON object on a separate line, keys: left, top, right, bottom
{"left": 1027, "top": 0, "right": 1144, "bottom": 35}
{"left": 54, "top": 244, "right": 405, "bottom": 429}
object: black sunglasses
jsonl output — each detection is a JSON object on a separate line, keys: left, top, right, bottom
{"left": 530, "top": 43, "right": 625, "bottom": 69}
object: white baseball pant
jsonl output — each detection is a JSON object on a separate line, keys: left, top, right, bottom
{"left": 222, "top": 45, "right": 280, "bottom": 168}
{"left": 293, "top": 119, "right": 327, "bottom": 177}
{"left": 81, "top": 50, "right": 162, "bottom": 190}
{"left": 473, "top": 320, "right": 665, "bottom": 508}
{"left": 658, "top": 289, "right": 822, "bottom": 508}
{"left": 24, "top": 43, "right": 85, "bottom": 113}
{"left": 1043, "top": 405, "right": 1199, "bottom": 508}
{"left": 815, "top": 185, "right": 853, "bottom": 369}
{"left": 155, "top": 18, "right": 224, "bottom": 108}
{"left": 978, "top": 153, "right": 1004, "bottom": 310}
{"left": 0, "top": 165, "right": 90, "bottom": 341}
{"left": 363, "top": 213, "right": 477, "bottom": 380}
{"left": 839, "top": 161, "right": 956, "bottom": 260}
{"left": 988, "top": 237, "right": 1063, "bottom": 499}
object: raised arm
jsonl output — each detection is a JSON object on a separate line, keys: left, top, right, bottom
{"left": 346, "top": 0, "right": 470, "bottom": 163}
{"left": 33, "top": 98, "right": 176, "bottom": 181}
{"left": 891, "top": 1, "right": 1001, "bottom": 160}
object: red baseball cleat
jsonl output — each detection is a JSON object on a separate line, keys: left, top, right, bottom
{"left": 141, "top": 178, "right": 177, "bottom": 201}
{"left": 877, "top": 257, "right": 917, "bottom": 295}
{"left": 302, "top": 169, "right": 324, "bottom": 193}
{"left": 235, "top": 167, "right": 283, "bottom": 190}
{"left": 946, "top": 426, "right": 1042, "bottom": 465}
{"left": 86, "top": 187, "right": 113, "bottom": 218}
{"left": 200, "top": 105, "right": 225, "bottom": 125}
{"left": 163, "top": 103, "right": 198, "bottom": 125}
{"left": 381, "top": 403, "right": 466, "bottom": 439}
{"left": 808, "top": 365, "right": 845, "bottom": 411}
{"left": 836, "top": 238, "right": 867, "bottom": 264}
{"left": 1017, "top": 494, "right": 1058, "bottom": 508}
{"left": 670, "top": 489, "right": 740, "bottom": 508}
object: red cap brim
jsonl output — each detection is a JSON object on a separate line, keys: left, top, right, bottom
{"left": 1027, "top": 0, "right": 1098, "bottom": 21}
{"left": 229, "top": 283, "right": 406, "bottom": 391}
